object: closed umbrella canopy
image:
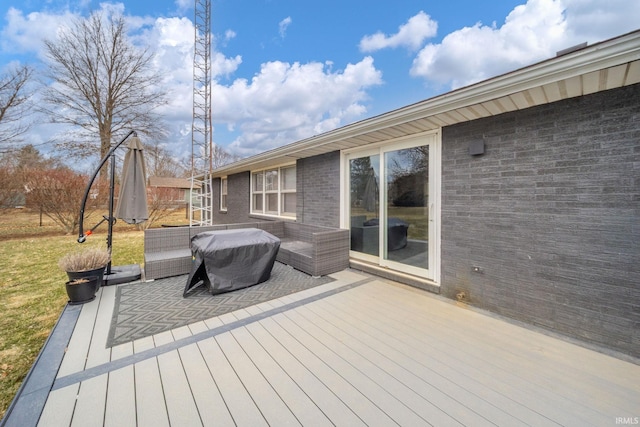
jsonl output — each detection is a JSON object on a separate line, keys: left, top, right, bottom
{"left": 115, "top": 136, "right": 148, "bottom": 224}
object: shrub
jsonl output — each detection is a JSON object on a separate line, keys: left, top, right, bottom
{"left": 58, "top": 248, "right": 111, "bottom": 272}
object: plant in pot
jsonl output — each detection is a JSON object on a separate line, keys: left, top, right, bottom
{"left": 64, "top": 276, "right": 100, "bottom": 305}
{"left": 58, "top": 248, "right": 111, "bottom": 298}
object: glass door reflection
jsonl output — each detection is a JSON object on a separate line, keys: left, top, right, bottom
{"left": 383, "top": 145, "right": 429, "bottom": 271}
{"left": 349, "top": 154, "right": 380, "bottom": 257}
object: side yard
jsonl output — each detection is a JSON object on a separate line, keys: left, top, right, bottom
{"left": 0, "top": 208, "right": 187, "bottom": 419}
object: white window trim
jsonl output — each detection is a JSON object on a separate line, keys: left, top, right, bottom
{"left": 220, "top": 177, "right": 228, "bottom": 211}
{"left": 251, "top": 164, "right": 296, "bottom": 219}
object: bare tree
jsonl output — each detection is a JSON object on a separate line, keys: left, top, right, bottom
{"left": 0, "top": 65, "right": 33, "bottom": 151}
{"left": 0, "top": 145, "right": 61, "bottom": 212}
{"left": 0, "top": 166, "right": 21, "bottom": 211}
{"left": 9, "top": 144, "right": 61, "bottom": 171}
{"left": 41, "top": 10, "right": 167, "bottom": 162}
{"left": 141, "top": 186, "right": 185, "bottom": 229}
{"left": 145, "top": 142, "right": 189, "bottom": 178}
{"left": 24, "top": 167, "right": 88, "bottom": 234}
{"left": 212, "top": 143, "right": 240, "bottom": 169}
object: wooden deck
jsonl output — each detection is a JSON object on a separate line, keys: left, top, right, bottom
{"left": 12, "top": 269, "right": 640, "bottom": 426}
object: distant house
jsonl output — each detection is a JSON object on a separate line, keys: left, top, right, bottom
{"left": 147, "top": 176, "right": 198, "bottom": 208}
{"left": 202, "top": 30, "right": 639, "bottom": 358}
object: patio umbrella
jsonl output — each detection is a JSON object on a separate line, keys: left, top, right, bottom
{"left": 115, "top": 135, "right": 148, "bottom": 224}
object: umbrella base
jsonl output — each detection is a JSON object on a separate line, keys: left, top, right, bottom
{"left": 104, "top": 264, "right": 142, "bottom": 286}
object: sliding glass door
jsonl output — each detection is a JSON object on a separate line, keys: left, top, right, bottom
{"left": 346, "top": 132, "right": 440, "bottom": 281}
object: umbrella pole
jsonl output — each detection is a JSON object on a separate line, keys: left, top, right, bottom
{"left": 106, "top": 151, "right": 116, "bottom": 275}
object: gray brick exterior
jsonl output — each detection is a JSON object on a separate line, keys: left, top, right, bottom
{"left": 212, "top": 172, "right": 253, "bottom": 224}
{"left": 296, "top": 151, "right": 341, "bottom": 227}
{"left": 441, "top": 84, "right": 640, "bottom": 357}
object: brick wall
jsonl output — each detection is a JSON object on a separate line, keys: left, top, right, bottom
{"left": 441, "top": 83, "right": 640, "bottom": 357}
{"left": 297, "top": 151, "right": 341, "bottom": 227}
{"left": 212, "top": 172, "right": 253, "bottom": 224}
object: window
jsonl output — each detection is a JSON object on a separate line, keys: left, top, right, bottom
{"left": 281, "top": 165, "right": 296, "bottom": 216}
{"left": 220, "top": 177, "right": 227, "bottom": 211}
{"left": 251, "top": 165, "right": 296, "bottom": 218}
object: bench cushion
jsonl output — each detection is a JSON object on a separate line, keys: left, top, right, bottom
{"left": 144, "top": 248, "right": 192, "bottom": 263}
{"left": 280, "top": 239, "right": 313, "bottom": 257}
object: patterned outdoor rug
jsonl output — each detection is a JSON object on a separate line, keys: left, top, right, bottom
{"left": 107, "top": 262, "right": 334, "bottom": 347}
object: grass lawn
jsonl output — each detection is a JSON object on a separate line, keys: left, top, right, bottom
{"left": 0, "top": 208, "right": 187, "bottom": 419}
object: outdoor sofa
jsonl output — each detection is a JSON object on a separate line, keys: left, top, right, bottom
{"left": 143, "top": 220, "right": 350, "bottom": 280}
{"left": 350, "top": 215, "right": 409, "bottom": 255}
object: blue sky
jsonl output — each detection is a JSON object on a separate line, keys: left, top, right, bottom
{"left": 1, "top": 0, "right": 638, "bottom": 164}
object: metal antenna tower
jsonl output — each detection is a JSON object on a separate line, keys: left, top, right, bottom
{"left": 190, "top": 0, "right": 213, "bottom": 225}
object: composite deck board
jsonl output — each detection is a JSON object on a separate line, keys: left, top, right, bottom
{"left": 283, "top": 305, "right": 518, "bottom": 427}
{"left": 187, "top": 320, "right": 209, "bottom": 335}
{"left": 134, "top": 358, "right": 169, "bottom": 427}
{"left": 364, "top": 280, "right": 637, "bottom": 391}
{"left": 215, "top": 328, "right": 302, "bottom": 426}
{"left": 357, "top": 281, "right": 640, "bottom": 411}
{"left": 171, "top": 324, "right": 195, "bottom": 340}
{"left": 204, "top": 314, "right": 225, "bottom": 330}
{"left": 70, "top": 375, "right": 107, "bottom": 427}
{"left": 104, "top": 365, "right": 136, "bottom": 427}
{"left": 301, "top": 287, "right": 555, "bottom": 426}
{"left": 329, "top": 283, "right": 601, "bottom": 425}
{"left": 269, "top": 309, "right": 435, "bottom": 427}
{"left": 36, "top": 384, "right": 78, "bottom": 427}
{"left": 178, "top": 342, "right": 236, "bottom": 427}
{"left": 197, "top": 336, "right": 268, "bottom": 426}
{"left": 109, "top": 341, "right": 134, "bottom": 362}
{"left": 302, "top": 294, "right": 554, "bottom": 427}
{"left": 266, "top": 291, "right": 500, "bottom": 425}
{"left": 86, "top": 286, "right": 115, "bottom": 368}
{"left": 157, "top": 350, "right": 203, "bottom": 426}
{"left": 228, "top": 322, "right": 334, "bottom": 427}
{"left": 56, "top": 290, "right": 101, "bottom": 377}
{"left": 242, "top": 319, "right": 367, "bottom": 426}
{"left": 256, "top": 315, "right": 399, "bottom": 426}
{"left": 153, "top": 329, "right": 175, "bottom": 347}
{"left": 325, "top": 280, "right": 638, "bottom": 425}
{"left": 132, "top": 335, "right": 155, "bottom": 353}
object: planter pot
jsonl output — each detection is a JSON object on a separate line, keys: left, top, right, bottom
{"left": 65, "top": 276, "right": 99, "bottom": 305}
{"left": 66, "top": 266, "right": 106, "bottom": 293}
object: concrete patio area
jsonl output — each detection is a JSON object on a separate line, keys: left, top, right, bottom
{"left": 3, "top": 268, "right": 639, "bottom": 426}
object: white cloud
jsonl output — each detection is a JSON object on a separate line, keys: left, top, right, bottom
{"left": 410, "top": 0, "right": 567, "bottom": 88}
{"left": 174, "top": 0, "right": 192, "bottom": 13}
{"left": 359, "top": 11, "right": 438, "bottom": 52}
{"left": 213, "top": 57, "right": 383, "bottom": 156}
{"left": 409, "top": 0, "right": 640, "bottom": 90}
{"left": 224, "top": 29, "right": 236, "bottom": 41}
{"left": 562, "top": 0, "right": 640, "bottom": 43}
{"left": 279, "top": 16, "right": 292, "bottom": 39}
{"left": 0, "top": 7, "right": 76, "bottom": 57}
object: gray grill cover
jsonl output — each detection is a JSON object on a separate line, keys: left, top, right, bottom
{"left": 184, "top": 228, "right": 280, "bottom": 296}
